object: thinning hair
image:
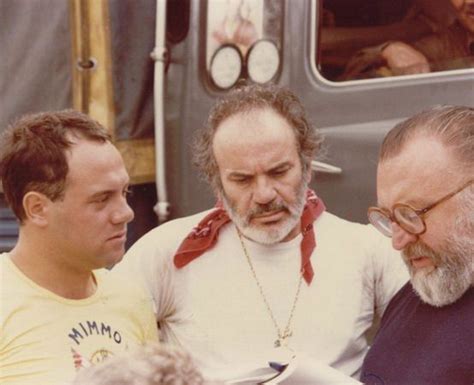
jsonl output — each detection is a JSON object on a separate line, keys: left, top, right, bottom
{"left": 0, "top": 110, "right": 110, "bottom": 222}
{"left": 192, "top": 83, "right": 323, "bottom": 191}
{"left": 380, "top": 105, "right": 474, "bottom": 171}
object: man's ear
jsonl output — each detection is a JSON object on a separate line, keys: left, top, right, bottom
{"left": 22, "top": 192, "right": 50, "bottom": 227}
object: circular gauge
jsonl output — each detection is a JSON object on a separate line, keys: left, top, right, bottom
{"left": 209, "top": 44, "right": 243, "bottom": 89}
{"left": 247, "top": 40, "right": 280, "bottom": 84}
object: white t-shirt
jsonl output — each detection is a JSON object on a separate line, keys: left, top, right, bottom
{"left": 116, "top": 210, "right": 408, "bottom": 379}
{"left": 0, "top": 254, "right": 158, "bottom": 385}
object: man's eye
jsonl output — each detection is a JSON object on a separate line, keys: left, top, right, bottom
{"left": 271, "top": 168, "right": 288, "bottom": 177}
{"left": 123, "top": 187, "right": 132, "bottom": 198}
{"left": 95, "top": 195, "right": 109, "bottom": 203}
{"left": 233, "top": 177, "right": 250, "bottom": 184}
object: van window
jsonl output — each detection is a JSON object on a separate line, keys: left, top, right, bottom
{"left": 206, "top": 0, "right": 283, "bottom": 89}
{"left": 316, "top": 0, "right": 473, "bottom": 82}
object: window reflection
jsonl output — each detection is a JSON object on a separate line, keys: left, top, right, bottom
{"left": 317, "top": 0, "right": 473, "bottom": 82}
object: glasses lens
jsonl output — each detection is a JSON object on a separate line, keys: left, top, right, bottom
{"left": 368, "top": 209, "right": 393, "bottom": 237}
{"left": 393, "top": 205, "right": 425, "bottom": 234}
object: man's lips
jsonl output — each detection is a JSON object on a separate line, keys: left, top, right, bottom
{"left": 409, "top": 256, "right": 433, "bottom": 269}
{"left": 251, "top": 209, "right": 285, "bottom": 223}
{"left": 108, "top": 231, "right": 127, "bottom": 242}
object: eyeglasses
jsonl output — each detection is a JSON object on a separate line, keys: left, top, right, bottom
{"left": 368, "top": 180, "right": 473, "bottom": 237}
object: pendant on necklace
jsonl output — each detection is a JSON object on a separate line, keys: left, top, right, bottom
{"left": 274, "top": 331, "right": 293, "bottom": 348}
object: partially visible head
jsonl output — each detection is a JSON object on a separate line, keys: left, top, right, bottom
{"left": 376, "top": 105, "right": 473, "bottom": 306}
{"left": 72, "top": 343, "right": 222, "bottom": 385}
{"left": 450, "top": 0, "right": 474, "bottom": 34}
{"left": 0, "top": 110, "right": 134, "bottom": 268}
{"left": 193, "top": 83, "right": 323, "bottom": 244}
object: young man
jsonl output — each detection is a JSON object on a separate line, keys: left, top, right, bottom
{"left": 361, "top": 105, "right": 474, "bottom": 384}
{"left": 0, "top": 110, "right": 158, "bottom": 385}
{"left": 117, "top": 84, "right": 407, "bottom": 380}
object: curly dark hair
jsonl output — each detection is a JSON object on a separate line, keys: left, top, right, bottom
{"left": 192, "top": 83, "right": 324, "bottom": 191}
{"left": 0, "top": 110, "right": 110, "bottom": 222}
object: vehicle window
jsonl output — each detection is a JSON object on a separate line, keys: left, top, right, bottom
{"left": 206, "top": 0, "right": 283, "bottom": 89}
{"left": 316, "top": 0, "right": 473, "bottom": 82}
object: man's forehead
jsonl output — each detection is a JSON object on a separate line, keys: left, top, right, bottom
{"left": 377, "top": 136, "right": 459, "bottom": 206}
{"left": 65, "top": 140, "right": 128, "bottom": 185}
{"left": 213, "top": 108, "right": 295, "bottom": 146}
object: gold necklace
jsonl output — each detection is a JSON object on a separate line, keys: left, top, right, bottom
{"left": 237, "top": 228, "right": 304, "bottom": 348}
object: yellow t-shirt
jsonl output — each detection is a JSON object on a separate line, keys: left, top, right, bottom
{"left": 0, "top": 253, "right": 158, "bottom": 385}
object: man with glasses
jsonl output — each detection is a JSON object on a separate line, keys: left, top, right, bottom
{"left": 360, "top": 105, "right": 474, "bottom": 385}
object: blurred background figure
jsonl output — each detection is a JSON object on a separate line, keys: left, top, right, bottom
{"left": 340, "top": 0, "right": 473, "bottom": 79}
{"left": 72, "top": 343, "right": 223, "bottom": 385}
{"left": 318, "top": 0, "right": 456, "bottom": 80}
{"left": 211, "top": 0, "right": 258, "bottom": 55}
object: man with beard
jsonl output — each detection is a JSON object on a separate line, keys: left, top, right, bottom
{"left": 361, "top": 105, "right": 474, "bottom": 385}
{"left": 117, "top": 84, "right": 407, "bottom": 381}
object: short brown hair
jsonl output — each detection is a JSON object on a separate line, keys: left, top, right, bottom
{"left": 0, "top": 110, "right": 110, "bottom": 222}
{"left": 192, "top": 83, "right": 323, "bottom": 190}
{"left": 380, "top": 105, "right": 474, "bottom": 170}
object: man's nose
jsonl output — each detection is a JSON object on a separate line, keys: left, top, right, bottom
{"left": 111, "top": 199, "right": 135, "bottom": 225}
{"left": 391, "top": 222, "right": 417, "bottom": 250}
{"left": 253, "top": 177, "right": 277, "bottom": 205}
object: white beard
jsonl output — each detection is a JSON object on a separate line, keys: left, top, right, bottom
{"left": 221, "top": 182, "right": 307, "bottom": 245}
{"left": 404, "top": 229, "right": 473, "bottom": 307}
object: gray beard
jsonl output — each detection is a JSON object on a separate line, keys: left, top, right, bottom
{"left": 221, "top": 181, "right": 307, "bottom": 245}
{"left": 404, "top": 232, "right": 473, "bottom": 307}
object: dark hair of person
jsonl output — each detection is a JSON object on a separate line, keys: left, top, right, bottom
{"left": 0, "top": 110, "right": 111, "bottom": 222}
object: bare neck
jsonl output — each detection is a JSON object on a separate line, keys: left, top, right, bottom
{"left": 10, "top": 233, "right": 97, "bottom": 300}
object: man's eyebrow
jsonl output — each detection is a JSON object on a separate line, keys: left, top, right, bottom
{"left": 88, "top": 186, "right": 127, "bottom": 199}
{"left": 88, "top": 190, "right": 112, "bottom": 199}
{"left": 377, "top": 197, "right": 427, "bottom": 211}
{"left": 268, "top": 161, "right": 292, "bottom": 171}
{"left": 227, "top": 171, "right": 252, "bottom": 179}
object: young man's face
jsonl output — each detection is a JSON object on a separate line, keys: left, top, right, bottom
{"left": 213, "top": 107, "right": 309, "bottom": 244}
{"left": 47, "top": 138, "right": 134, "bottom": 272}
{"left": 376, "top": 136, "right": 473, "bottom": 306}
{"left": 451, "top": 0, "right": 474, "bottom": 34}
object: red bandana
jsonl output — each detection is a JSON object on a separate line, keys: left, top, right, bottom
{"left": 173, "top": 189, "right": 326, "bottom": 284}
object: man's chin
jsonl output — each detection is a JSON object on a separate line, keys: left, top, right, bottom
{"left": 240, "top": 225, "right": 288, "bottom": 245}
{"left": 239, "top": 218, "right": 300, "bottom": 244}
{"left": 410, "top": 266, "right": 472, "bottom": 307}
{"left": 103, "top": 250, "right": 126, "bottom": 269}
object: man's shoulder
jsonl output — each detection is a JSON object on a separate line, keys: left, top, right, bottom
{"left": 132, "top": 209, "right": 214, "bottom": 247}
{"left": 317, "top": 210, "right": 376, "bottom": 238}
{"left": 95, "top": 268, "right": 152, "bottom": 302}
{"left": 0, "top": 253, "right": 31, "bottom": 294}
